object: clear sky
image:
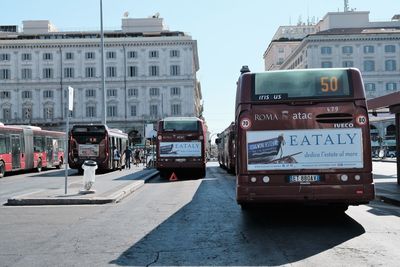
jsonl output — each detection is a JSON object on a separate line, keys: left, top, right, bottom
{"left": 1, "top": 0, "right": 398, "bottom": 136}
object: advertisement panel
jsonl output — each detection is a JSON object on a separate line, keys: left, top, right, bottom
{"left": 78, "top": 144, "right": 99, "bottom": 157}
{"left": 159, "top": 141, "right": 201, "bottom": 157}
{"left": 247, "top": 128, "right": 363, "bottom": 171}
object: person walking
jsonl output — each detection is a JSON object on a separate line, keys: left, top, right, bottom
{"left": 113, "top": 146, "right": 121, "bottom": 170}
{"left": 134, "top": 148, "right": 140, "bottom": 166}
{"left": 122, "top": 146, "right": 133, "bottom": 169}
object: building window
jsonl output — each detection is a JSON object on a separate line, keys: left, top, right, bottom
{"left": 44, "top": 107, "right": 54, "bottom": 119}
{"left": 342, "top": 61, "right": 354, "bottom": 67}
{"left": 43, "top": 90, "right": 54, "bottom": 99}
{"left": 0, "top": 69, "right": 11, "bottom": 80}
{"left": 22, "top": 91, "right": 32, "bottom": 99}
{"left": 85, "top": 67, "right": 96, "bottom": 78}
{"left": 342, "top": 46, "right": 353, "bottom": 54}
{"left": 128, "top": 51, "right": 137, "bottom": 58}
{"left": 385, "top": 45, "right": 396, "bottom": 53}
{"left": 170, "top": 65, "right": 180, "bottom": 76}
{"left": 149, "top": 65, "right": 159, "bottom": 76}
{"left": 385, "top": 60, "right": 396, "bottom": 71}
{"left": 107, "top": 105, "right": 117, "bottom": 117}
{"left": 65, "top": 52, "right": 74, "bottom": 60}
{"left": 3, "top": 108, "right": 11, "bottom": 121}
{"left": 171, "top": 87, "right": 181, "bottom": 96}
{"left": 85, "top": 52, "right": 95, "bottom": 59}
{"left": 21, "top": 68, "right": 32, "bottom": 79}
{"left": 106, "top": 51, "right": 116, "bottom": 59}
{"left": 22, "top": 53, "right": 32, "bottom": 61}
{"left": 365, "top": 83, "right": 376, "bottom": 91}
{"left": 278, "top": 47, "right": 284, "bottom": 53}
{"left": 277, "top": 58, "right": 284, "bottom": 65}
{"left": 107, "top": 89, "right": 117, "bottom": 97}
{"left": 86, "top": 106, "right": 96, "bottom": 117}
{"left": 43, "top": 53, "right": 53, "bottom": 60}
{"left": 149, "top": 50, "right": 159, "bottom": 58}
{"left": 364, "top": 60, "right": 375, "bottom": 72}
{"left": 320, "top": 46, "right": 332, "bottom": 55}
{"left": 43, "top": 68, "right": 53, "bottom": 79}
{"left": 106, "top": 66, "right": 117, "bottom": 77}
{"left": 128, "top": 66, "right": 138, "bottom": 77}
{"left": 130, "top": 105, "right": 137, "bottom": 116}
{"left": 23, "top": 107, "right": 32, "bottom": 120}
{"left": 64, "top": 67, "right": 74, "bottom": 78}
{"left": 363, "top": 45, "right": 374, "bottom": 53}
{"left": 149, "top": 87, "right": 160, "bottom": 96}
{"left": 0, "top": 91, "right": 11, "bottom": 99}
{"left": 321, "top": 61, "right": 332, "bottom": 68}
{"left": 150, "top": 105, "right": 158, "bottom": 116}
{"left": 170, "top": 50, "right": 180, "bottom": 57}
{"left": 171, "top": 104, "right": 181, "bottom": 116}
{"left": 128, "top": 88, "right": 138, "bottom": 97}
{"left": 0, "top": 53, "right": 10, "bottom": 61}
{"left": 86, "top": 89, "right": 96, "bottom": 97}
{"left": 386, "top": 83, "right": 397, "bottom": 91}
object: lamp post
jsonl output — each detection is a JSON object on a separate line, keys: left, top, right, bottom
{"left": 100, "top": 0, "right": 106, "bottom": 125}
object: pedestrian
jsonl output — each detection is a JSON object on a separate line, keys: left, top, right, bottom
{"left": 113, "top": 146, "right": 121, "bottom": 170}
{"left": 122, "top": 146, "right": 133, "bottom": 169}
{"left": 134, "top": 148, "right": 140, "bottom": 166}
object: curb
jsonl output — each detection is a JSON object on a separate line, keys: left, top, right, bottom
{"left": 376, "top": 194, "right": 400, "bottom": 207}
{"left": 6, "top": 170, "right": 159, "bottom": 206}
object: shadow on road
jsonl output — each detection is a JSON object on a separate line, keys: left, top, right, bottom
{"left": 110, "top": 172, "right": 365, "bottom": 266}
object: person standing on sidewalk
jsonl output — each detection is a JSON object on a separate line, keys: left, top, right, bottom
{"left": 113, "top": 146, "right": 121, "bottom": 170}
{"left": 122, "top": 146, "right": 133, "bottom": 169}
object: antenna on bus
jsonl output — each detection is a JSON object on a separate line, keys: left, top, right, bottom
{"left": 240, "top": 65, "right": 250, "bottom": 74}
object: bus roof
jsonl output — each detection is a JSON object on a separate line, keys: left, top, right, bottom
{"left": 161, "top": 117, "right": 202, "bottom": 122}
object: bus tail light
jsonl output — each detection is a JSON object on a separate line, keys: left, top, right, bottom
{"left": 356, "top": 190, "right": 364, "bottom": 194}
{"left": 354, "top": 175, "right": 361, "bottom": 181}
{"left": 199, "top": 135, "right": 204, "bottom": 140}
{"left": 250, "top": 177, "right": 257, "bottom": 183}
{"left": 158, "top": 135, "right": 162, "bottom": 140}
{"left": 340, "top": 174, "right": 348, "bottom": 182}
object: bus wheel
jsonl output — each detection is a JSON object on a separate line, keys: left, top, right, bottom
{"left": 37, "top": 159, "right": 43, "bottom": 172}
{"left": 0, "top": 161, "right": 5, "bottom": 178}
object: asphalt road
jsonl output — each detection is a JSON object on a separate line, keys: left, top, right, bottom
{"left": 0, "top": 162, "right": 399, "bottom": 266}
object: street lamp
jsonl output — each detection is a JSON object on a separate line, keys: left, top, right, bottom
{"left": 100, "top": 0, "right": 106, "bottom": 125}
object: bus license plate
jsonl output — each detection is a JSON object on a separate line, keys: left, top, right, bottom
{"left": 289, "top": 175, "right": 320, "bottom": 183}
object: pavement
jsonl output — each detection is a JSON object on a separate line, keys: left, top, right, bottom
{"left": 5, "top": 161, "right": 400, "bottom": 207}
{"left": 6, "top": 165, "right": 159, "bottom": 206}
{"left": 373, "top": 158, "right": 400, "bottom": 206}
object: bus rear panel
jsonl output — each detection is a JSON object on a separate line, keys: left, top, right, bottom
{"left": 156, "top": 117, "right": 206, "bottom": 178}
{"left": 235, "top": 68, "right": 375, "bottom": 209}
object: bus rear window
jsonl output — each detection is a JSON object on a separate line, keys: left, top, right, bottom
{"left": 163, "top": 121, "right": 199, "bottom": 131}
{"left": 253, "top": 69, "right": 352, "bottom": 101}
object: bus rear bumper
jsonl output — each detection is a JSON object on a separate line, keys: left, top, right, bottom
{"left": 236, "top": 184, "right": 375, "bottom": 205}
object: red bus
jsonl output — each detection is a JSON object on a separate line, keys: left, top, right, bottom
{"left": 68, "top": 124, "right": 128, "bottom": 172}
{"left": 235, "top": 67, "right": 375, "bottom": 211}
{"left": 215, "top": 122, "right": 236, "bottom": 174}
{"left": 0, "top": 124, "right": 65, "bottom": 178}
{"left": 156, "top": 117, "right": 207, "bottom": 178}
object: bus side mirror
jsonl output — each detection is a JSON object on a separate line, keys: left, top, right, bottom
{"left": 215, "top": 138, "right": 221, "bottom": 144}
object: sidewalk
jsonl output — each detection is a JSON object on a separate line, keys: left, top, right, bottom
{"left": 374, "top": 176, "right": 400, "bottom": 207}
{"left": 7, "top": 166, "right": 159, "bottom": 206}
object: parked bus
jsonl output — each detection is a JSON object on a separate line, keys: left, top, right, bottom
{"left": 156, "top": 117, "right": 207, "bottom": 178}
{"left": 68, "top": 124, "right": 128, "bottom": 172}
{"left": 215, "top": 122, "right": 236, "bottom": 174}
{"left": 0, "top": 124, "right": 65, "bottom": 178}
{"left": 235, "top": 67, "right": 375, "bottom": 211}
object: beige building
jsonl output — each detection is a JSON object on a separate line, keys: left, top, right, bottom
{"left": 0, "top": 17, "right": 202, "bottom": 144}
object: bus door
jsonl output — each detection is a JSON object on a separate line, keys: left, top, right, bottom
{"left": 53, "top": 139, "right": 59, "bottom": 162}
{"left": 11, "top": 134, "right": 21, "bottom": 169}
{"left": 46, "top": 137, "right": 53, "bottom": 167}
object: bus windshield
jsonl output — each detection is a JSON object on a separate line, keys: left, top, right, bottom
{"left": 163, "top": 121, "right": 199, "bottom": 131}
{"left": 253, "top": 69, "right": 352, "bottom": 101}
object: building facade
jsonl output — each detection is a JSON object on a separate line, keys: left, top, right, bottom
{"left": 0, "top": 17, "right": 202, "bottom": 144}
{"left": 264, "top": 11, "right": 400, "bottom": 140}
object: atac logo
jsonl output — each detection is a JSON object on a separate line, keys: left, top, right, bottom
{"left": 254, "top": 111, "right": 312, "bottom": 121}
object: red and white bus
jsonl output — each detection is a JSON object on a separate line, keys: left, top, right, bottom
{"left": 68, "top": 124, "right": 128, "bottom": 172}
{"left": 156, "top": 117, "right": 207, "bottom": 178}
{"left": 0, "top": 124, "right": 65, "bottom": 178}
{"left": 235, "top": 67, "right": 375, "bottom": 211}
{"left": 216, "top": 122, "right": 236, "bottom": 174}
